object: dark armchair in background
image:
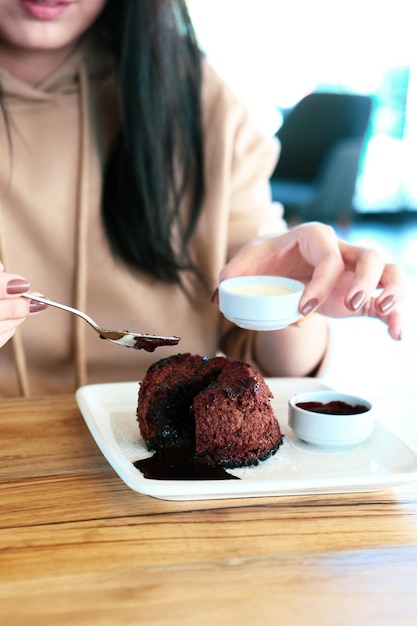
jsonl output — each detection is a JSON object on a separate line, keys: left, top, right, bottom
{"left": 269, "top": 92, "right": 373, "bottom": 223}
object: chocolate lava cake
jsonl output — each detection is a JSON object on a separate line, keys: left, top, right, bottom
{"left": 136, "top": 353, "right": 283, "bottom": 468}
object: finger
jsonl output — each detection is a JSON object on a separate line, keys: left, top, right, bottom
{"left": 385, "top": 308, "right": 403, "bottom": 341}
{"left": 373, "top": 263, "right": 407, "bottom": 313}
{"left": 339, "top": 239, "right": 406, "bottom": 298}
{"left": 299, "top": 250, "right": 345, "bottom": 313}
{"left": 342, "top": 247, "right": 386, "bottom": 310}
{"left": 218, "top": 235, "right": 278, "bottom": 282}
{"left": 0, "top": 327, "right": 17, "bottom": 349}
{"left": 1, "top": 297, "right": 32, "bottom": 321}
{"left": 295, "top": 228, "right": 345, "bottom": 312}
{"left": 0, "top": 274, "right": 31, "bottom": 298}
{"left": 0, "top": 315, "right": 26, "bottom": 335}
{"left": 345, "top": 254, "right": 406, "bottom": 314}
{"left": 0, "top": 312, "right": 27, "bottom": 348}
{"left": 360, "top": 297, "right": 403, "bottom": 341}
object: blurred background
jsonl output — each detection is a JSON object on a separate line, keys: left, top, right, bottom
{"left": 188, "top": 0, "right": 416, "bottom": 216}
{"left": 188, "top": 0, "right": 417, "bottom": 396}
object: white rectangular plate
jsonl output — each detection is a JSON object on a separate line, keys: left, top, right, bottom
{"left": 76, "top": 379, "right": 417, "bottom": 501}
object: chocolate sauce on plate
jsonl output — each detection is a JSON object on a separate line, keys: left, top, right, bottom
{"left": 134, "top": 446, "right": 239, "bottom": 481}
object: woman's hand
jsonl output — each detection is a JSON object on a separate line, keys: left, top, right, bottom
{"left": 219, "top": 222, "right": 405, "bottom": 340}
{"left": 0, "top": 262, "right": 46, "bottom": 348}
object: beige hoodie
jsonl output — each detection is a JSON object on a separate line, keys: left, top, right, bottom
{"left": 0, "top": 35, "right": 285, "bottom": 398}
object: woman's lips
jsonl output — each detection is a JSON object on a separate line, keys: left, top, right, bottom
{"left": 20, "top": 0, "right": 73, "bottom": 21}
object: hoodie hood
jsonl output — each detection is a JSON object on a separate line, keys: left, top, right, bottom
{"left": 0, "top": 30, "right": 114, "bottom": 101}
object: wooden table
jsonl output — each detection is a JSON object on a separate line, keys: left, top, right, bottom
{"left": 1, "top": 393, "right": 417, "bottom": 625}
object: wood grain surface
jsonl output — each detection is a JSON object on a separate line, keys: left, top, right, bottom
{"left": 1, "top": 394, "right": 416, "bottom": 625}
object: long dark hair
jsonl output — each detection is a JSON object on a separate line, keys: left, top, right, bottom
{"left": 99, "top": 0, "right": 204, "bottom": 284}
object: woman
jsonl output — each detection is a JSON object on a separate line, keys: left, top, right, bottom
{"left": 0, "top": 0, "right": 404, "bottom": 397}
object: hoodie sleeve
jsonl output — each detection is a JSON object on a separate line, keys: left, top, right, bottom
{"left": 227, "top": 95, "right": 287, "bottom": 260}
{"left": 200, "top": 63, "right": 288, "bottom": 365}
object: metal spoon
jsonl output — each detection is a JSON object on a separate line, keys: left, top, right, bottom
{"left": 22, "top": 292, "right": 180, "bottom": 352}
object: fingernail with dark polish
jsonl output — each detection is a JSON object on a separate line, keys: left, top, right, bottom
{"left": 379, "top": 294, "right": 396, "bottom": 313}
{"left": 6, "top": 279, "right": 30, "bottom": 294}
{"left": 301, "top": 298, "right": 319, "bottom": 317}
{"left": 349, "top": 290, "right": 366, "bottom": 311}
{"left": 211, "top": 287, "right": 219, "bottom": 304}
{"left": 29, "top": 300, "right": 48, "bottom": 313}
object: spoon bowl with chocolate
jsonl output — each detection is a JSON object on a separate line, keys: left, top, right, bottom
{"left": 22, "top": 292, "right": 180, "bottom": 351}
{"left": 288, "top": 390, "right": 374, "bottom": 448}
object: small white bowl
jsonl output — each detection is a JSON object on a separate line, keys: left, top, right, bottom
{"left": 218, "top": 275, "right": 304, "bottom": 331}
{"left": 288, "top": 390, "right": 374, "bottom": 448}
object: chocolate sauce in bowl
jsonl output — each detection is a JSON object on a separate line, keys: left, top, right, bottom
{"left": 296, "top": 400, "right": 369, "bottom": 415}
